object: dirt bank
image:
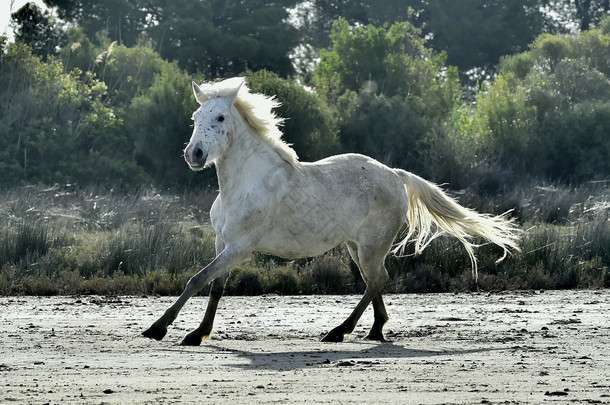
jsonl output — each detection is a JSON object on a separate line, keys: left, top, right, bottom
{"left": 1, "top": 290, "right": 609, "bottom": 404}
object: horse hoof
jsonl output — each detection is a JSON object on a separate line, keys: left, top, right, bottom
{"left": 142, "top": 325, "right": 167, "bottom": 341}
{"left": 180, "top": 334, "right": 203, "bottom": 346}
{"left": 321, "top": 329, "right": 344, "bottom": 342}
{"left": 365, "top": 332, "right": 388, "bottom": 342}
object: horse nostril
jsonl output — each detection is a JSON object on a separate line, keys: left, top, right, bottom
{"left": 195, "top": 148, "right": 204, "bottom": 160}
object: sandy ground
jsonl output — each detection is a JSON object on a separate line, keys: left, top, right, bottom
{"left": 1, "top": 290, "right": 609, "bottom": 404}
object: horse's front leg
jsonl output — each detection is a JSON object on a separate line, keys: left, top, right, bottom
{"left": 180, "top": 238, "right": 229, "bottom": 346}
{"left": 142, "top": 243, "right": 249, "bottom": 342}
{"left": 179, "top": 272, "right": 230, "bottom": 346}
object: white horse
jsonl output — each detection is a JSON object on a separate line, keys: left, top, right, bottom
{"left": 143, "top": 77, "right": 520, "bottom": 344}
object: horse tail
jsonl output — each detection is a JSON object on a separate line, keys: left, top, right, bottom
{"left": 393, "top": 169, "right": 521, "bottom": 282}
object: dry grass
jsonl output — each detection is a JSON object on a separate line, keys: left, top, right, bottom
{"left": 0, "top": 181, "right": 609, "bottom": 295}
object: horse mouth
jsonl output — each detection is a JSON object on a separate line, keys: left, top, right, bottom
{"left": 187, "top": 162, "right": 205, "bottom": 171}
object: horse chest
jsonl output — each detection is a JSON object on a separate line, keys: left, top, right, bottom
{"left": 210, "top": 189, "right": 276, "bottom": 240}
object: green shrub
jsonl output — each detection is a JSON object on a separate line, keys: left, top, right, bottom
{"left": 1, "top": 184, "right": 609, "bottom": 295}
{"left": 299, "top": 255, "right": 355, "bottom": 294}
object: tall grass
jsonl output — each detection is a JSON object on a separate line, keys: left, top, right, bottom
{"left": 0, "top": 185, "right": 216, "bottom": 295}
{"left": 0, "top": 181, "right": 608, "bottom": 296}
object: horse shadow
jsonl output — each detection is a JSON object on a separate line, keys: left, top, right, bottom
{"left": 203, "top": 340, "right": 499, "bottom": 371}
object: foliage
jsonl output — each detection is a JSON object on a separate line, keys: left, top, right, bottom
{"left": 544, "top": 0, "right": 610, "bottom": 32}
{"left": 0, "top": 186, "right": 217, "bottom": 295}
{"left": 5, "top": 4, "right": 610, "bottom": 188}
{"left": 458, "top": 18, "right": 610, "bottom": 181}
{"left": 314, "top": 19, "right": 461, "bottom": 173}
{"left": 11, "top": 2, "right": 64, "bottom": 60}
{"left": 45, "top": 0, "right": 300, "bottom": 77}
{"left": 43, "top": 0, "right": 153, "bottom": 47}
{"left": 314, "top": 19, "right": 430, "bottom": 97}
{"left": 1, "top": 183, "right": 609, "bottom": 295}
{"left": 298, "top": 0, "right": 547, "bottom": 78}
{"left": 0, "top": 41, "right": 146, "bottom": 186}
{"left": 420, "top": 0, "right": 545, "bottom": 73}
{"left": 127, "top": 62, "right": 205, "bottom": 187}
{"left": 61, "top": 38, "right": 175, "bottom": 109}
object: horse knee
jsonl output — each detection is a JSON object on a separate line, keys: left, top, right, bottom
{"left": 378, "top": 270, "right": 390, "bottom": 286}
{"left": 185, "top": 272, "right": 209, "bottom": 295}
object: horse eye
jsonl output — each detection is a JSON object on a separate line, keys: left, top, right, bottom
{"left": 217, "top": 115, "right": 225, "bottom": 122}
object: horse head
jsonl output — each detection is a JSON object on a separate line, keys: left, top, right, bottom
{"left": 184, "top": 78, "right": 243, "bottom": 169}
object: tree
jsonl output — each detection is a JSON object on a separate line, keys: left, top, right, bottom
{"left": 43, "top": 0, "right": 149, "bottom": 46}
{"left": 460, "top": 17, "right": 610, "bottom": 180}
{"left": 314, "top": 20, "right": 461, "bottom": 174}
{"left": 314, "top": 19, "right": 431, "bottom": 98}
{"left": 59, "top": 29, "right": 173, "bottom": 109}
{"left": 303, "top": 0, "right": 416, "bottom": 47}
{"left": 146, "top": 0, "right": 300, "bottom": 76}
{"left": 12, "top": 2, "right": 64, "bottom": 60}
{"left": 59, "top": 37, "right": 207, "bottom": 187}
{"left": 574, "top": 0, "right": 610, "bottom": 30}
{"left": 420, "top": 0, "right": 545, "bottom": 73}
{"left": 296, "top": 0, "right": 546, "bottom": 80}
{"left": 545, "top": 0, "right": 610, "bottom": 32}
{"left": 45, "top": 0, "right": 300, "bottom": 77}
{"left": 127, "top": 63, "right": 206, "bottom": 187}
{"left": 0, "top": 41, "right": 146, "bottom": 186}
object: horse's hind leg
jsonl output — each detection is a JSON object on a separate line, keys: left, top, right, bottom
{"left": 343, "top": 241, "right": 390, "bottom": 341}
{"left": 321, "top": 286, "right": 381, "bottom": 342}
{"left": 180, "top": 272, "right": 230, "bottom": 346}
{"left": 322, "top": 241, "right": 390, "bottom": 342}
{"left": 366, "top": 294, "right": 389, "bottom": 341}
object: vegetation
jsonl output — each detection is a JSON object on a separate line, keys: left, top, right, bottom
{"left": 0, "top": 183, "right": 608, "bottom": 295}
{"left": 462, "top": 19, "right": 610, "bottom": 181}
{"left": 1, "top": 1, "right": 609, "bottom": 295}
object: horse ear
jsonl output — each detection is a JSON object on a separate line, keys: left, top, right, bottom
{"left": 192, "top": 81, "right": 207, "bottom": 104}
{"left": 193, "top": 78, "right": 243, "bottom": 105}
{"left": 219, "top": 77, "right": 244, "bottom": 105}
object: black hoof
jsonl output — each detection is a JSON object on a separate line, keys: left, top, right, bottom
{"left": 142, "top": 324, "right": 167, "bottom": 341}
{"left": 321, "top": 327, "right": 345, "bottom": 342}
{"left": 180, "top": 333, "right": 204, "bottom": 346}
{"left": 365, "top": 331, "right": 388, "bottom": 342}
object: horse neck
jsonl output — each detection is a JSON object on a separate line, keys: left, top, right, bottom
{"left": 216, "top": 118, "right": 291, "bottom": 195}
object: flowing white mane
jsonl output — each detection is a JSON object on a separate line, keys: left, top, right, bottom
{"left": 201, "top": 78, "right": 299, "bottom": 167}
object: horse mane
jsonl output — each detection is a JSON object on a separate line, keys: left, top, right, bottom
{"left": 209, "top": 78, "right": 300, "bottom": 167}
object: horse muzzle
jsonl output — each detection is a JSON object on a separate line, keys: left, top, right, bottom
{"left": 184, "top": 142, "right": 208, "bottom": 169}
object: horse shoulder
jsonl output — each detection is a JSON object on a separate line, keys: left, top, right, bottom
{"left": 213, "top": 180, "right": 285, "bottom": 244}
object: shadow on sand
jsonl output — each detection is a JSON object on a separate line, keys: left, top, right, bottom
{"left": 199, "top": 341, "right": 499, "bottom": 371}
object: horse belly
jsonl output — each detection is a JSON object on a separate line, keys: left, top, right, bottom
{"left": 256, "top": 200, "right": 363, "bottom": 259}
{"left": 256, "top": 227, "right": 347, "bottom": 259}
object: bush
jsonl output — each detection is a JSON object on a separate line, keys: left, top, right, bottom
{"left": 299, "top": 255, "right": 355, "bottom": 294}
{"left": 1, "top": 183, "right": 609, "bottom": 295}
{"left": 459, "top": 19, "right": 610, "bottom": 181}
